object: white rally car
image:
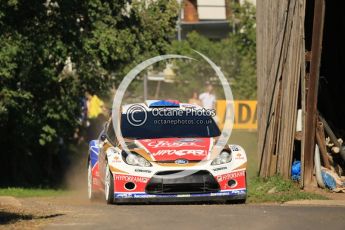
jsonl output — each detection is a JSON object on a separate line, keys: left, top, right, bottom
{"left": 87, "top": 100, "right": 247, "bottom": 204}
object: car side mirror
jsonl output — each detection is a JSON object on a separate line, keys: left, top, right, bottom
{"left": 100, "top": 134, "right": 107, "bottom": 141}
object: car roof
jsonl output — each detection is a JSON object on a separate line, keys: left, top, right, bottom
{"left": 121, "top": 100, "right": 204, "bottom": 114}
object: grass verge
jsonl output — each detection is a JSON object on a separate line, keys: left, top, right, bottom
{"left": 247, "top": 175, "right": 328, "bottom": 203}
{"left": 0, "top": 188, "right": 66, "bottom": 198}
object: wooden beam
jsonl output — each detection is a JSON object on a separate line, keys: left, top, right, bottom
{"left": 316, "top": 120, "right": 331, "bottom": 169}
{"left": 303, "top": 0, "right": 325, "bottom": 188}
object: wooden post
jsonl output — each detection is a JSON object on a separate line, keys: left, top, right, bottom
{"left": 303, "top": 0, "right": 325, "bottom": 188}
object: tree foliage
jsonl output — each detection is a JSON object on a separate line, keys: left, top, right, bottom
{"left": 0, "top": 0, "right": 178, "bottom": 186}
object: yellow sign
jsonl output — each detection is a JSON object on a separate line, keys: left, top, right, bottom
{"left": 216, "top": 100, "right": 257, "bottom": 130}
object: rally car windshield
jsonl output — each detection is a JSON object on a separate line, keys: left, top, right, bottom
{"left": 120, "top": 111, "right": 220, "bottom": 139}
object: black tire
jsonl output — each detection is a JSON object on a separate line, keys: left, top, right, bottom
{"left": 87, "top": 161, "right": 96, "bottom": 200}
{"left": 104, "top": 162, "right": 114, "bottom": 204}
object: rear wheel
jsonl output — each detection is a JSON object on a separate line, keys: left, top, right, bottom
{"left": 104, "top": 162, "right": 114, "bottom": 204}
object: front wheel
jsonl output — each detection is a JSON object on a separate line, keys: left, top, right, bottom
{"left": 87, "top": 161, "right": 95, "bottom": 200}
{"left": 104, "top": 162, "right": 114, "bottom": 204}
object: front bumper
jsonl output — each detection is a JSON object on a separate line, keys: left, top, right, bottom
{"left": 114, "top": 189, "right": 246, "bottom": 203}
{"left": 112, "top": 169, "right": 247, "bottom": 204}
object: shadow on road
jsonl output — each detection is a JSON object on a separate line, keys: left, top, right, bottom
{"left": 0, "top": 211, "right": 64, "bottom": 225}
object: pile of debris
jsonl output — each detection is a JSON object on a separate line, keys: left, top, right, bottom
{"left": 313, "top": 115, "right": 345, "bottom": 192}
{"left": 292, "top": 114, "right": 345, "bottom": 192}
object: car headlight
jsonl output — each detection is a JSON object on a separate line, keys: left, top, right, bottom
{"left": 122, "top": 151, "right": 152, "bottom": 167}
{"left": 211, "top": 151, "right": 232, "bottom": 165}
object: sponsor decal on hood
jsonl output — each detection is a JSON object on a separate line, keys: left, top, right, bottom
{"left": 135, "top": 138, "right": 212, "bottom": 161}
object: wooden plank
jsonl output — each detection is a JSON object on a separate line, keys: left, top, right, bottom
{"left": 258, "top": 0, "right": 292, "bottom": 177}
{"left": 257, "top": 0, "right": 305, "bottom": 179}
{"left": 276, "top": 0, "right": 300, "bottom": 179}
{"left": 278, "top": 0, "right": 304, "bottom": 179}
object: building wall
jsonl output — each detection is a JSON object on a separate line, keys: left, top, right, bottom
{"left": 182, "top": 0, "right": 256, "bottom": 22}
{"left": 179, "top": 0, "right": 256, "bottom": 40}
{"left": 197, "top": 0, "right": 227, "bottom": 20}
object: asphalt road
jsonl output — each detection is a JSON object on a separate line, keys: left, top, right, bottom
{"left": 42, "top": 200, "right": 345, "bottom": 230}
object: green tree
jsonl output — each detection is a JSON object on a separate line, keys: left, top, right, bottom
{"left": 230, "top": 1, "right": 256, "bottom": 99}
{"left": 0, "top": 0, "right": 178, "bottom": 186}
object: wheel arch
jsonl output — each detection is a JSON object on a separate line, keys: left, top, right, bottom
{"left": 88, "top": 140, "right": 100, "bottom": 168}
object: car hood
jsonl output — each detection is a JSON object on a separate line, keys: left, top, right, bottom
{"left": 133, "top": 137, "right": 214, "bottom": 161}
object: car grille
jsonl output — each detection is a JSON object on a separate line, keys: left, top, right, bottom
{"left": 145, "top": 170, "right": 219, "bottom": 194}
